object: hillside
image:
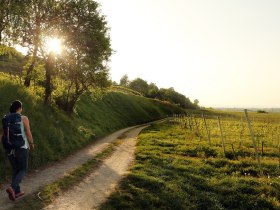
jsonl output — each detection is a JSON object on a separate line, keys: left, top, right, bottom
{"left": 0, "top": 47, "right": 26, "bottom": 75}
{"left": 0, "top": 75, "right": 184, "bottom": 183}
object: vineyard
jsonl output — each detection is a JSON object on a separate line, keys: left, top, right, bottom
{"left": 101, "top": 116, "right": 280, "bottom": 209}
{"left": 169, "top": 110, "right": 280, "bottom": 177}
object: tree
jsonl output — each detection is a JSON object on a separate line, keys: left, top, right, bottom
{"left": 53, "top": 0, "right": 112, "bottom": 114}
{"left": 0, "top": 0, "right": 112, "bottom": 114}
{"left": 18, "top": 0, "right": 57, "bottom": 87}
{"left": 0, "top": 0, "right": 10, "bottom": 44}
{"left": 44, "top": 52, "right": 55, "bottom": 104}
{"left": 129, "top": 78, "right": 149, "bottom": 96}
{"left": 147, "top": 82, "right": 159, "bottom": 98}
{"left": 119, "top": 74, "right": 129, "bottom": 87}
{"left": 0, "top": 0, "right": 13, "bottom": 44}
{"left": 0, "top": 1, "right": 27, "bottom": 74}
{"left": 158, "top": 87, "right": 195, "bottom": 109}
{"left": 111, "top": 81, "right": 118, "bottom": 86}
{"left": 0, "top": 0, "right": 26, "bottom": 45}
{"left": 0, "top": 0, "right": 56, "bottom": 86}
{"left": 194, "top": 99, "right": 199, "bottom": 107}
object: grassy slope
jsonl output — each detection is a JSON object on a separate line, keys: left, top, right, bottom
{"left": 100, "top": 122, "right": 280, "bottom": 210}
{"left": 0, "top": 75, "right": 184, "bottom": 183}
{"left": 0, "top": 52, "right": 26, "bottom": 75}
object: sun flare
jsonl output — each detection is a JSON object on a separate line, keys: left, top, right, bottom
{"left": 45, "top": 37, "right": 62, "bottom": 54}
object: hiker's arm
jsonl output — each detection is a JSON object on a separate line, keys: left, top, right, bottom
{"left": 22, "top": 116, "right": 34, "bottom": 149}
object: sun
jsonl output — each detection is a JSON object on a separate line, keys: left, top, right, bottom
{"left": 45, "top": 37, "right": 62, "bottom": 54}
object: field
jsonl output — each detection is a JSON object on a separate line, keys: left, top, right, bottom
{"left": 101, "top": 112, "right": 280, "bottom": 210}
{"left": 180, "top": 111, "right": 280, "bottom": 173}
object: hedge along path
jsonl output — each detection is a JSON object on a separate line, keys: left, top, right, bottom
{"left": 0, "top": 124, "right": 146, "bottom": 210}
{"left": 44, "top": 125, "right": 149, "bottom": 210}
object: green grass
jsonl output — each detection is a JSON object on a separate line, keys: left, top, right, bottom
{"left": 100, "top": 122, "right": 280, "bottom": 210}
{"left": 0, "top": 51, "right": 26, "bottom": 75}
{"left": 0, "top": 73, "right": 184, "bottom": 183}
{"left": 182, "top": 113, "right": 280, "bottom": 165}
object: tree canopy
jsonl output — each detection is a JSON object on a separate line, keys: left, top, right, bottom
{"left": 119, "top": 74, "right": 129, "bottom": 87}
{"left": 128, "top": 78, "right": 149, "bottom": 96}
{"left": 119, "top": 75, "right": 198, "bottom": 109}
{"left": 0, "top": 0, "right": 112, "bottom": 114}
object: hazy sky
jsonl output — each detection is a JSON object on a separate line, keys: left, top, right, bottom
{"left": 98, "top": 0, "right": 280, "bottom": 108}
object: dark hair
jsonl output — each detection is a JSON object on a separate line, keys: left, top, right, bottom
{"left": 10, "top": 100, "right": 23, "bottom": 113}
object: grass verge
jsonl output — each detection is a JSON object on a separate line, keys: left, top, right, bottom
{"left": 100, "top": 122, "right": 280, "bottom": 210}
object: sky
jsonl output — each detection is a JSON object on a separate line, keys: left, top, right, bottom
{"left": 97, "top": 0, "right": 280, "bottom": 108}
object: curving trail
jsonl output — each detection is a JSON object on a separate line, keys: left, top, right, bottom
{"left": 43, "top": 125, "right": 149, "bottom": 210}
{"left": 0, "top": 125, "right": 147, "bottom": 210}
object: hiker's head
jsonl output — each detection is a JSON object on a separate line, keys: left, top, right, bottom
{"left": 10, "top": 100, "right": 23, "bottom": 113}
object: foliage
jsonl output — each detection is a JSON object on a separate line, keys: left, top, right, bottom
{"left": 50, "top": 0, "right": 112, "bottom": 114}
{"left": 101, "top": 122, "right": 280, "bottom": 210}
{"left": 157, "top": 87, "right": 196, "bottom": 109}
{"left": 0, "top": 0, "right": 9, "bottom": 43}
{"left": 119, "top": 74, "right": 129, "bottom": 87}
{"left": 1, "top": 0, "right": 112, "bottom": 114}
{"left": 194, "top": 99, "right": 199, "bottom": 107}
{"left": 121, "top": 75, "right": 197, "bottom": 110}
{"left": 258, "top": 110, "right": 268, "bottom": 114}
{"left": 147, "top": 82, "right": 159, "bottom": 98}
{"left": 1, "top": 0, "right": 57, "bottom": 86}
{"left": 0, "top": 45, "right": 21, "bottom": 57}
{"left": 0, "top": 0, "right": 24, "bottom": 44}
{"left": 128, "top": 77, "right": 149, "bottom": 96}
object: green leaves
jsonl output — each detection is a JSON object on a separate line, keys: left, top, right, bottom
{"left": 51, "top": 0, "right": 112, "bottom": 114}
{"left": 1, "top": 0, "right": 112, "bottom": 114}
{"left": 0, "top": 45, "right": 21, "bottom": 57}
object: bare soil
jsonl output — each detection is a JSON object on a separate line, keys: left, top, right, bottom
{"left": 0, "top": 125, "right": 146, "bottom": 210}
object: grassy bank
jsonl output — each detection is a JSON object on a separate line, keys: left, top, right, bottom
{"left": 100, "top": 122, "right": 280, "bottom": 210}
{"left": 0, "top": 74, "right": 183, "bottom": 183}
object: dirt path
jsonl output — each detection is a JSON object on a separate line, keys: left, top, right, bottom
{"left": 0, "top": 125, "right": 144, "bottom": 210}
{"left": 43, "top": 125, "right": 148, "bottom": 210}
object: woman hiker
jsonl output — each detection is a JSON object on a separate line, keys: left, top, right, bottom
{"left": 0, "top": 100, "right": 35, "bottom": 201}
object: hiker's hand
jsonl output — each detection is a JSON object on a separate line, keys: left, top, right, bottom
{"left": 30, "top": 143, "right": 35, "bottom": 150}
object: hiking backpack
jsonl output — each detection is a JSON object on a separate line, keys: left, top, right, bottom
{"left": 1, "top": 113, "right": 25, "bottom": 150}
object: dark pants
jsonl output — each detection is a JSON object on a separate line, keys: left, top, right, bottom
{"left": 7, "top": 148, "right": 29, "bottom": 194}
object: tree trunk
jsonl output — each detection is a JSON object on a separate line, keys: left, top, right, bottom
{"left": 44, "top": 52, "right": 55, "bottom": 104}
{"left": 0, "top": 21, "right": 4, "bottom": 45}
{"left": 66, "top": 94, "right": 80, "bottom": 115}
{"left": 24, "top": 44, "right": 38, "bottom": 87}
{"left": 24, "top": 62, "right": 34, "bottom": 87}
{"left": 66, "top": 101, "right": 75, "bottom": 116}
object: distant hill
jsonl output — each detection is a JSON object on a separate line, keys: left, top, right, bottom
{"left": 0, "top": 46, "right": 26, "bottom": 74}
{"left": 215, "top": 107, "right": 280, "bottom": 113}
